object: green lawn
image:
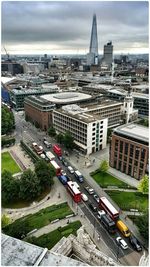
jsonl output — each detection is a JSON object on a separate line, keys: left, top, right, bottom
{"left": 2, "top": 152, "right": 21, "bottom": 175}
{"left": 3, "top": 202, "right": 74, "bottom": 237}
{"left": 91, "top": 170, "right": 135, "bottom": 189}
{"left": 105, "top": 190, "right": 148, "bottom": 211}
{"left": 27, "top": 221, "right": 81, "bottom": 250}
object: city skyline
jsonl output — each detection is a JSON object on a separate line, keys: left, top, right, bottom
{"left": 2, "top": 1, "right": 149, "bottom": 55}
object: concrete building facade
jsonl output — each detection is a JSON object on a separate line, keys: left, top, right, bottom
{"left": 53, "top": 105, "right": 107, "bottom": 154}
{"left": 102, "top": 41, "right": 113, "bottom": 68}
{"left": 109, "top": 124, "right": 149, "bottom": 180}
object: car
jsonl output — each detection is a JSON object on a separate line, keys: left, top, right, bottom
{"left": 116, "top": 237, "right": 128, "bottom": 250}
{"left": 62, "top": 158, "right": 68, "bottom": 166}
{"left": 88, "top": 202, "right": 97, "bottom": 212}
{"left": 84, "top": 186, "right": 94, "bottom": 195}
{"left": 61, "top": 170, "right": 67, "bottom": 177}
{"left": 81, "top": 193, "right": 88, "bottom": 202}
{"left": 58, "top": 156, "right": 63, "bottom": 161}
{"left": 68, "top": 166, "right": 74, "bottom": 174}
{"left": 97, "top": 210, "right": 106, "bottom": 220}
{"left": 129, "top": 235, "right": 142, "bottom": 252}
{"left": 93, "top": 194, "right": 100, "bottom": 203}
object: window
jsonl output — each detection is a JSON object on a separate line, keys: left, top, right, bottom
{"left": 120, "top": 141, "right": 123, "bottom": 153}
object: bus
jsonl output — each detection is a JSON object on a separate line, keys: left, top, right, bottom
{"left": 67, "top": 181, "right": 81, "bottom": 203}
{"left": 50, "top": 160, "right": 61, "bottom": 176}
{"left": 99, "top": 197, "right": 119, "bottom": 221}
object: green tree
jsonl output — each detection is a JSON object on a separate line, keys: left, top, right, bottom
{"left": 48, "top": 126, "right": 56, "bottom": 137}
{"left": 19, "top": 169, "right": 41, "bottom": 201}
{"left": 138, "top": 175, "right": 149, "bottom": 194}
{"left": 2, "top": 106, "right": 15, "bottom": 135}
{"left": 35, "top": 160, "right": 55, "bottom": 190}
{"left": 137, "top": 209, "right": 149, "bottom": 240}
{"left": 2, "top": 171, "right": 20, "bottom": 204}
{"left": 1, "top": 214, "right": 11, "bottom": 228}
{"left": 100, "top": 160, "right": 109, "bottom": 173}
{"left": 4, "top": 220, "right": 30, "bottom": 239}
{"left": 56, "top": 133, "right": 64, "bottom": 144}
{"left": 63, "top": 131, "right": 74, "bottom": 149}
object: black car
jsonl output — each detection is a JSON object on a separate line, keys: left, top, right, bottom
{"left": 62, "top": 158, "right": 68, "bottom": 166}
{"left": 89, "top": 202, "right": 97, "bottom": 212}
{"left": 129, "top": 235, "right": 142, "bottom": 252}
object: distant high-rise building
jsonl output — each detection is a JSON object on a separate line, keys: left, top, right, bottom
{"left": 103, "top": 41, "right": 113, "bottom": 68}
{"left": 87, "top": 14, "right": 99, "bottom": 65}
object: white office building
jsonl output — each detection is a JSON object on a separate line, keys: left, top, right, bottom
{"left": 53, "top": 104, "right": 107, "bottom": 155}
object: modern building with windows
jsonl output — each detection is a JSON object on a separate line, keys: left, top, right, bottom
{"left": 109, "top": 124, "right": 149, "bottom": 180}
{"left": 24, "top": 96, "right": 56, "bottom": 130}
{"left": 53, "top": 105, "right": 107, "bottom": 154}
{"left": 102, "top": 41, "right": 113, "bottom": 68}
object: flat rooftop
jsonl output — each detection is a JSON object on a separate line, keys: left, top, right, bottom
{"left": 1, "top": 234, "right": 87, "bottom": 266}
{"left": 81, "top": 99, "right": 123, "bottom": 110}
{"left": 12, "top": 87, "right": 58, "bottom": 95}
{"left": 41, "top": 92, "right": 92, "bottom": 104}
{"left": 114, "top": 124, "right": 149, "bottom": 143}
{"left": 108, "top": 89, "right": 149, "bottom": 99}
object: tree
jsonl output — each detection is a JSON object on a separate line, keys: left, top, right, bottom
{"left": 1, "top": 214, "right": 11, "bottom": 228}
{"left": 63, "top": 131, "right": 74, "bottom": 149}
{"left": 2, "top": 106, "right": 15, "bottom": 135}
{"left": 56, "top": 133, "right": 64, "bottom": 144}
{"left": 137, "top": 209, "right": 149, "bottom": 240}
{"left": 2, "top": 171, "right": 20, "bottom": 204}
{"left": 138, "top": 175, "right": 149, "bottom": 194}
{"left": 100, "top": 160, "right": 109, "bottom": 173}
{"left": 35, "top": 160, "right": 55, "bottom": 190}
{"left": 48, "top": 126, "right": 56, "bottom": 137}
{"left": 4, "top": 220, "right": 30, "bottom": 239}
{"left": 19, "top": 169, "right": 41, "bottom": 201}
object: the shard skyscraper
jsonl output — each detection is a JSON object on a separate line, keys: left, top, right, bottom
{"left": 87, "top": 14, "right": 99, "bottom": 65}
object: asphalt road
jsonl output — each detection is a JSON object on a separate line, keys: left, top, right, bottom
{"left": 13, "top": 111, "right": 143, "bottom": 266}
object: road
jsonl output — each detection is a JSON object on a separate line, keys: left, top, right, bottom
{"left": 12, "top": 111, "right": 143, "bottom": 266}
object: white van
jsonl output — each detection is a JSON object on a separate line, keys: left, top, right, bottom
{"left": 74, "top": 170, "right": 84, "bottom": 182}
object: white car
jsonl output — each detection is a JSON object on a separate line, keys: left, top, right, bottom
{"left": 61, "top": 170, "right": 67, "bottom": 177}
{"left": 68, "top": 166, "right": 74, "bottom": 174}
{"left": 97, "top": 210, "right": 106, "bottom": 220}
{"left": 84, "top": 186, "right": 94, "bottom": 195}
{"left": 116, "top": 237, "right": 128, "bottom": 250}
{"left": 81, "top": 193, "right": 88, "bottom": 202}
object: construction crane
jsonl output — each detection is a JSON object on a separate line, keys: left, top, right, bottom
{"left": 3, "top": 46, "right": 10, "bottom": 61}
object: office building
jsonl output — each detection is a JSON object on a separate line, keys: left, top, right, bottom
{"left": 53, "top": 104, "right": 107, "bottom": 154}
{"left": 24, "top": 96, "right": 56, "bottom": 130}
{"left": 87, "top": 14, "right": 98, "bottom": 65}
{"left": 110, "top": 124, "right": 149, "bottom": 180}
{"left": 102, "top": 41, "right": 113, "bottom": 68}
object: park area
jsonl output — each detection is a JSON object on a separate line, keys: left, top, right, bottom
{"left": 27, "top": 221, "right": 81, "bottom": 250}
{"left": 91, "top": 170, "right": 135, "bottom": 189}
{"left": 2, "top": 152, "right": 21, "bottom": 175}
{"left": 3, "top": 202, "right": 74, "bottom": 237}
{"left": 105, "top": 190, "right": 148, "bottom": 212}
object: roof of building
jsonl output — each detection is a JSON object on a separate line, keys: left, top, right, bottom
{"left": 114, "top": 123, "right": 149, "bottom": 143}
{"left": 81, "top": 99, "right": 123, "bottom": 110}
{"left": 41, "top": 92, "right": 92, "bottom": 104}
{"left": 1, "top": 234, "right": 86, "bottom": 266}
{"left": 11, "top": 87, "right": 58, "bottom": 95}
{"left": 108, "top": 88, "right": 149, "bottom": 99}
{"left": 1, "top": 76, "right": 17, "bottom": 85}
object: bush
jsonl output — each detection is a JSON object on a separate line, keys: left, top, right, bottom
{"left": 2, "top": 137, "right": 15, "bottom": 147}
{"left": 20, "top": 141, "right": 39, "bottom": 163}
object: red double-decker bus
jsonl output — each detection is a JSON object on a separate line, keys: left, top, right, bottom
{"left": 99, "top": 197, "right": 119, "bottom": 221}
{"left": 67, "top": 181, "right": 81, "bottom": 203}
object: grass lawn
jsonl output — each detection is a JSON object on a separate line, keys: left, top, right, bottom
{"left": 27, "top": 221, "right": 81, "bottom": 250}
{"left": 91, "top": 170, "right": 135, "bottom": 189}
{"left": 2, "top": 152, "right": 21, "bottom": 175}
{"left": 105, "top": 190, "right": 148, "bottom": 211}
{"left": 3, "top": 202, "right": 74, "bottom": 237}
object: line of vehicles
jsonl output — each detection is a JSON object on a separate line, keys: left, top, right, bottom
{"left": 31, "top": 139, "right": 142, "bottom": 253}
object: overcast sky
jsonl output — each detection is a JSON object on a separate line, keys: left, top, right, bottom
{"left": 2, "top": 1, "right": 149, "bottom": 55}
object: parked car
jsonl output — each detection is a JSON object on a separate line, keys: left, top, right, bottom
{"left": 84, "top": 186, "right": 94, "bottom": 195}
{"left": 68, "top": 166, "right": 74, "bottom": 174}
{"left": 116, "top": 237, "right": 128, "bottom": 250}
{"left": 129, "top": 235, "right": 142, "bottom": 252}
{"left": 93, "top": 194, "right": 100, "bottom": 203}
{"left": 62, "top": 158, "right": 68, "bottom": 166}
{"left": 89, "top": 202, "right": 97, "bottom": 212}
{"left": 81, "top": 193, "right": 88, "bottom": 202}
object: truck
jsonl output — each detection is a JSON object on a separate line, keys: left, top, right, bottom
{"left": 32, "top": 142, "right": 43, "bottom": 155}
{"left": 53, "top": 144, "right": 62, "bottom": 157}
{"left": 57, "top": 174, "right": 68, "bottom": 185}
{"left": 98, "top": 212, "right": 116, "bottom": 234}
{"left": 46, "top": 151, "right": 55, "bottom": 161}
{"left": 74, "top": 170, "right": 84, "bottom": 182}
{"left": 50, "top": 160, "right": 61, "bottom": 176}
{"left": 116, "top": 220, "right": 130, "bottom": 237}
